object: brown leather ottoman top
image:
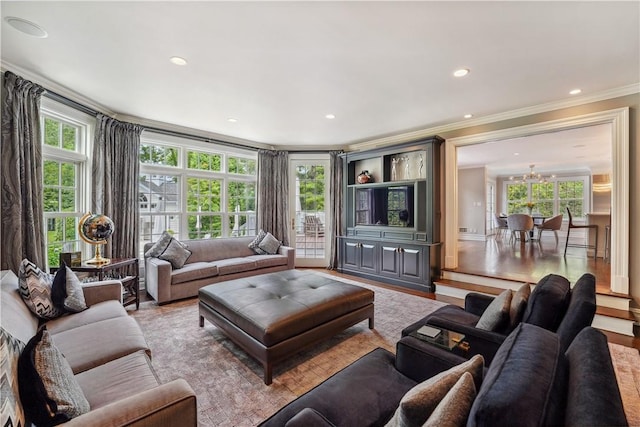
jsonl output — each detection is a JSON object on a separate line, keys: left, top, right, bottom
{"left": 198, "top": 269, "right": 374, "bottom": 347}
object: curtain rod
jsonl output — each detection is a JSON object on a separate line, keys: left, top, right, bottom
{"left": 44, "top": 90, "right": 100, "bottom": 117}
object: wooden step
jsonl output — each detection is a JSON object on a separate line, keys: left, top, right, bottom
{"left": 435, "top": 278, "right": 505, "bottom": 296}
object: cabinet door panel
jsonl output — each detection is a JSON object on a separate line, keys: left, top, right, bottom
{"left": 380, "top": 246, "right": 399, "bottom": 276}
{"left": 360, "top": 243, "right": 377, "bottom": 272}
{"left": 343, "top": 241, "right": 359, "bottom": 268}
{"left": 400, "top": 247, "right": 422, "bottom": 280}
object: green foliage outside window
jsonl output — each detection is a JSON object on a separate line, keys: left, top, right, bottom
{"left": 187, "top": 178, "right": 222, "bottom": 212}
{"left": 227, "top": 182, "right": 256, "bottom": 212}
{"left": 228, "top": 157, "right": 257, "bottom": 175}
{"left": 46, "top": 217, "right": 79, "bottom": 267}
{"left": 140, "top": 144, "right": 178, "bottom": 166}
{"left": 188, "top": 151, "right": 221, "bottom": 171}
{"left": 43, "top": 160, "right": 76, "bottom": 212}
{"left": 506, "top": 183, "right": 528, "bottom": 214}
{"left": 297, "top": 165, "right": 325, "bottom": 212}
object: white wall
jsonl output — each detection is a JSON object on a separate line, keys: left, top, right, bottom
{"left": 458, "top": 167, "right": 486, "bottom": 239}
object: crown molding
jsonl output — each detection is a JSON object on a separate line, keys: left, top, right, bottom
{"left": 347, "top": 83, "right": 640, "bottom": 152}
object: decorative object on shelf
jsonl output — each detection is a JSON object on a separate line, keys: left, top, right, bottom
{"left": 418, "top": 154, "right": 424, "bottom": 177}
{"left": 78, "top": 212, "right": 114, "bottom": 265}
{"left": 509, "top": 164, "right": 556, "bottom": 184}
{"left": 357, "top": 170, "right": 374, "bottom": 184}
{"left": 403, "top": 156, "right": 410, "bottom": 179}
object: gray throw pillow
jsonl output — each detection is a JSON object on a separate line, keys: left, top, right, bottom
{"left": 508, "top": 283, "right": 531, "bottom": 332}
{"left": 475, "top": 289, "right": 513, "bottom": 332}
{"left": 248, "top": 229, "right": 268, "bottom": 254}
{"left": 258, "top": 232, "right": 281, "bottom": 255}
{"left": 423, "top": 372, "right": 477, "bottom": 427}
{"left": 18, "top": 259, "right": 65, "bottom": 320}
{"left": 159, "top": 238, "right": 192, "bottom": 269}
{"left": 385, "top": 354, "right": 484, "bottom": 427}
{"left": 144, "top": 230, "right": 173, "bottom": 258}
{"left": 52, "top": 266, "right": 88, "bottom": 313}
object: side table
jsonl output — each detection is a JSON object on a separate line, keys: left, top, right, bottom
{"left": 52, "top": 258, "right": 140, "bottom": 310}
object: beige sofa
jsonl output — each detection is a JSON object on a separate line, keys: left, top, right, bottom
{"left": 144, "top": 236, "right": 295, "bottom": 304}
{"left": 1, "top": 270, "right": 197, "bottom": 427}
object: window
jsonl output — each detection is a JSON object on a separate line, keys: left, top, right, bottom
{"left": 40, "top": 100, "right": 92, "bottom": 269}
{"left": 503, "top": 176, "right": 589, "bottom": 218}
{"left": 139, "top": 133, "right": 257, "bottom": 257}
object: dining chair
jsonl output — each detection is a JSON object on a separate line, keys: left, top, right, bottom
{"left": 564, "top": 207, "right": 598, "bottom": 259}
{"left": 536, "top": 214, "right": 563, "bottom": 245}
{"left": 507, "top": 214, "right": 534, "bottom": 243}
{"left": 494, "top": 213, "right": 508, "bottom": 240}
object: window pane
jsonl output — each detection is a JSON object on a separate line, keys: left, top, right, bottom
{"left": 227, "top": 182, "right": 256, "bottom": 211}
{"left": 187, "top": 151, "right": 221, "bottom": 172}
{"left": 44, "top": 160, "right": 60, "bottom": 185}
{"left": 61, "top": 189, "right": 75, "bottom": 212}
{"left": 139, "top": 174, "right": 180, "bottom": 213}
{"left": 62, "top": 124, "right": 77, "bottom": 151}
{"left": 188, "top": 214, "right": 222, "bottom": 239}
{"left": 506, "top": 183, "right": 527, "bottom": 214}
{"left": 44, "top": 118, "right": 59, "bottom": 147}
{"left": 65, "top": 217, "right": 78, "bottom": 241}
{"left": 43, "top": 188, "right": 59, "bottom": 212}
{"left": 187, "top": 178, "right": 221, "bottom": 212}
{"left": 61, "top": 163, "right": 75, "bottom": 187}
{"left": 228, "top": 214, "right": 256, "bottom": 237}
{"left": 228, "top": 157, "right": 256, "bottom": 175}
{"left": 140, "top": 144, "right": 178, "bottom": 166}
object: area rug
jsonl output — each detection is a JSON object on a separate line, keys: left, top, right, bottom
{"left": 609, "top": 342, "right": 640, "bottom": 427}
{"left": 131, "top": 272, "right": 446, "bottom": 426}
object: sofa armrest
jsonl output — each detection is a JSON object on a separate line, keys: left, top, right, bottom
{"left": 284, "top": 408, "right": 337, "bottom": 427}
{"left": 66, "top": 379, "right": 197, "bottom": 427}
{"left": 464, "top": 293, "right": 495, "bottom": 316}
{"left": 82, "top": 280, "right": 122, "bottom": 306}
{"left": 426, "top": 316, "right": 506, "bottom": 365}
{"left": 278, "top": 245, "right": 295, "bottom": 269}
{"left": 145, "top": 257, "right": 173, "bottom": 304}
{"left": 395, "top": 336, "right": 469, "bottom": 383}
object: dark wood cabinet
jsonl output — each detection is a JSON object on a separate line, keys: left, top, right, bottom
{"left": 338, "top": 136, "right": 443, "bottom": 292}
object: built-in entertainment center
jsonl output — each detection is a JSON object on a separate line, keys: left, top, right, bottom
{"left": 338, "top": 136, "right": 443, "bottom": 292}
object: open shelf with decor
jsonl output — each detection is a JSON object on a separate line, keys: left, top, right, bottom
{"left": 338, "top": 136, "right": 444, "bottom": 292}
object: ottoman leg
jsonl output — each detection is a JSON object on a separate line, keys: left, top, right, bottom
{"left": 199, "top": 315, "right": 204, "bottom": 327}
{"left": 264, "top": 363, "right": 273, "bottom": 385}
{"left": 369, "top": 315, "right": 375, "bottom": 329}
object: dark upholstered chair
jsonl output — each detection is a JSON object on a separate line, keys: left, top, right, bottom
{"left": 403, "top": 273, "right": 596, "bottom": 364}
{"left": 564, "top": 207, "right": 598, "bottom": 259}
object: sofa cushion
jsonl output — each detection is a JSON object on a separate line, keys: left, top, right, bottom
{"left": 144, "top": 230, "right": 173, "bottom": 258}
{"left": 556, "top": 273, "right": 596, "bottom": 353}
{"left": 76, "top": 350, "right": 160, "bottom": 410}
{"left": 0, "top": 327, "right": 26, "bottom": 427}
{"left": 18, "top": 259, "right": 65, "bottom": 320}
{"left": 423, "top": 372, "right": 476, "bottom": 427}
{"left": 171, "top": 262, "right": 219, "bottom": 285}
{"left": 258, "top": 232, "right": 281, "bottom": 255}
{"left": 467, "top": 323, "right": 567, "bottom": 427}
{"left": 50, "top": 316, "right": 150, "bottom": 374}
{"left": 508, "top": 283, "right": 531, "bottom": 332}
{"left": 475, "top": 289, "right": 512, "bottom": 332}
{"left": 52, "top": 266, "right": 88, "bottom": 313}
{"left": 564, "top": 327, "right": 627, "bottom": 427}
{"left": 159, "top": 238, "right": 192, "bottom": 268}
{"left": 246, "top": 254, "right": 288, "bottom": 269}
{"left": 18, "top": 328, "right": 90, "bottom": 425}
{"left": 385, "top": 355, "right": 483, "bottom": 427}
{"left": 213, "top": 258, "right": 258, "bottom": 276}
{"left": 522, "top": 274, "right": 570, "bottom": 331}
{"left": 45, "top": 300, "right": 128, "bottom": 335}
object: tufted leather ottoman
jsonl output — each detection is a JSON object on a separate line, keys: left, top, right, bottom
{"left": 198, "top": 269, "right": 375, "bottom": 384}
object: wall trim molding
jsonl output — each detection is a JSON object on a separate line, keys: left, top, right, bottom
{"left": 445, "top": 107, "right": 630, "bottom": 295}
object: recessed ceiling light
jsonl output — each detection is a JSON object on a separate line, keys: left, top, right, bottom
{"left": 170, "top": 56, "right": 188, "bottom": 66}
{"left": 5, "top": 17, "right": 48, "bottom": 38}
{"left": 514, "top": 152, "right": 520, "bottom": 156}
{"left": 573, "top": 144, "right": 586, "bottom": 148}
{"left": 453, "top": 68, "right": 470, "bottom": 77}
{"left": 325, "top": 114, "right": 336, "bottom": 119}
{"left": 569, "top": 89, "right": 582, "bottom": 95}
{"left": 227, "top": 118, "right": 238, "bottom": 123}
{"left": 464, "top": 114, "right": 473, "bottom": 119}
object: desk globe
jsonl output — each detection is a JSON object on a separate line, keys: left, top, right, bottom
{"left": 78, "top": 213, "right": 114, "bottom": 264}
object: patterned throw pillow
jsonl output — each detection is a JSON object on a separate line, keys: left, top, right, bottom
{"left": 385, "top": 354, "right": 484, "bottom": 427}
{"left": 158, "top": 238, "right": 192, "bottom": 269}
{"left": 18, "top": 328, "right": 90, "bottom": 426}
{"left": 258, "top": 232, "right": 281, "bottom": 255}
{"left": 248, "top": 229, "right": 268, "bottom": 255}
{"left": 475, "top": 289, "right": 513, "bottom": 332}
{"left": 52, "top": 266, "right": 88, "bottom": 313}
{"left": 144, "top": 230, "right": 174, "bottom": 258}
{"left": 0, "top": 328, "right": 26, "bottom": 427}
{"left": 423, "top": 372, "right": 477, "bottom": 427}
{"left": 18, "top": 259, "right": 64, "bottom": 320}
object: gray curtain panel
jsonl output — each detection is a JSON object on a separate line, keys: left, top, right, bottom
{"left": 328, "top": 151, "right": 344, "bottom": 269}
{"left": 1, "top": 71, "right": 46, "bottom": 272}
{"left": 257, "top": 150, "right": 289, "bottom": 246}
{"left": 92, "top": 114, "right": 143, "bottom": 260}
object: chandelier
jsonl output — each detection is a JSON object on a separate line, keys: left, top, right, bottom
{"left": 509, "top": 164, "right": 556, "bottom": 184}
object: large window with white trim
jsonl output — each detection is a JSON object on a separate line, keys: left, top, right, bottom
{"left": 503, "top": 176, "right": 590, "bottom": 218}
{"left": 40, "top": 100, "right": 93, "bottom": 269}
{"left": 139, "top": 133, "right": 257, "bottom": 258}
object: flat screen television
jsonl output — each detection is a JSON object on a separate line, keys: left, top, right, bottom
{"left": 355, "top": 185, "right": 414, "bottom": 227}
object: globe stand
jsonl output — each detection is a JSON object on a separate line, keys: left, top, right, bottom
{"left": 86, "top": 243, "right": 110, "bottom": 265}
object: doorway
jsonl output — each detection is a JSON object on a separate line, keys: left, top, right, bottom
{"left": 288, "top": 154, "right": 331, "bottom": 267}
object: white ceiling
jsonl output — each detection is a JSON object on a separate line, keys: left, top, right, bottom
{"left": 1, "top": 1, "right": 638, "bottom": 149}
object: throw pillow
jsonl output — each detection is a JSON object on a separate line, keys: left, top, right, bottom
{"left": 0, "top": 328, "right": 26, "bottom": 427}
{"left": 52, "top": 266, "right": 88, "bottom": 313}
{"left": 423, "top": 372, "right": 477, "bottom": 427}
{"left": 158, "top": 238, "right": 192, "bottom": 269}
{"left": 144, "top": 230, "right": 173, "bottom": 258}
{"left": 248, "top": 229, "right": 268, "bottom": 255}
{"left": 18, "top": 259, "right": 65, "bottom": 320}
{"left": 18, "top": 328, "right": 90, "bottom": 426}
{"left": 475, "top": 289, "right": 512, "bottom": 332}
{"left": 508, "top": 283, "right": 531, "bottom": 332}
{"left": 385, "top": 354, "right": 484, "bottom": 427}
{"left": 258, "top": 232, "right": 281, "bottom": 255}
